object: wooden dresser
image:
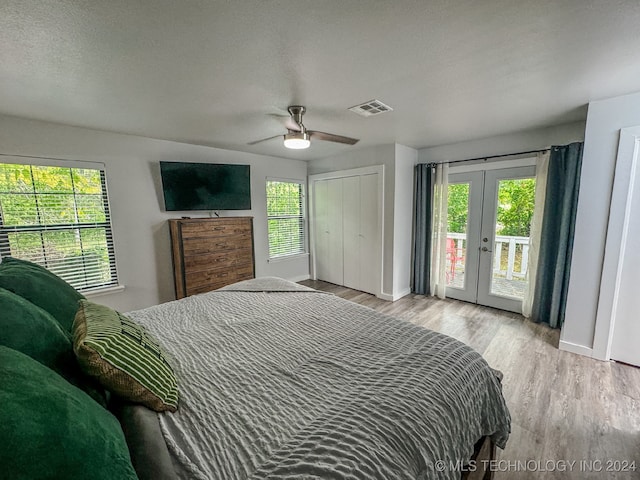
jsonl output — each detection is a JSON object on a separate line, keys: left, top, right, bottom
{"left": 168, "top": 217, "right": 255, "bottom": 299}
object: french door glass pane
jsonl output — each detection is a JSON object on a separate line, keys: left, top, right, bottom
{"left": 490, "top": 178, "right": 536, "bottom": 299}
{"left": 446, "top": 182, "right": 469, "bottom": 288}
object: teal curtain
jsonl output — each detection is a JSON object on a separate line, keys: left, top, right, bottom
{"left": 412, "top": 164, "right": 434, "bottom": 295}
{"left": 531, "top": 142, "right": 583, "bottom": 328}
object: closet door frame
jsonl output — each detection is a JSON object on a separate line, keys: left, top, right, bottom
{"left": 308, "top": 165, "right": 385, "bottom": 298}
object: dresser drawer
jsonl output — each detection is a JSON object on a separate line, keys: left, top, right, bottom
{"left": 180, "top": 220, "right": 251, "bottom": 239}
{"left": 182, "top": 233, "right": 252, "bottom": 255}
{"left": 185, "top": 263, "right": 254, "bottom": 293}
{"left": 183, "top": 248, "right": 253, "bottom": 271}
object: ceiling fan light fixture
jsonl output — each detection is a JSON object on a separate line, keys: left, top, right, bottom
{"left": 283, "top": 131, "right": 310, "bottom": 149}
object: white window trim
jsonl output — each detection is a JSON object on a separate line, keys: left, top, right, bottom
{"left": 84, "top": 284, "right": 126, "bottom": 298}
{"left": 267, "top": 252, "right": 310, "bottom": 264}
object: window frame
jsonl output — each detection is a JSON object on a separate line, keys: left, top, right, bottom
{"left": 265, "top": 178, "right": 308, "bottom": 261}
{"left": 0, "top": 156, "right": 120, "bottom": 293}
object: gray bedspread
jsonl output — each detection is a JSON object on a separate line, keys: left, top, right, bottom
{"left": 127, "top": 277, "right": 510, "bottom": 480}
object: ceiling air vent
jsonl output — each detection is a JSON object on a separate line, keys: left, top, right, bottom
{"left": 349, "top": 100, "right": 393, "bottom": 117}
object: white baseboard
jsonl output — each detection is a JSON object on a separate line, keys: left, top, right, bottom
{"left": 558, "top": 340, "right": 593, "bottom": 358}
{"left": 393, "top": 288, "right": 411, "bottom": 301}
{"left": 378, "top": 288, "right": 411, "bottom": 302}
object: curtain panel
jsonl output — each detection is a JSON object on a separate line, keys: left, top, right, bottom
{"left": 412, "top": 164, "right": 434, "bottom": 295}
{"left": 430, "top": 163, "right": 449, "bottom": 299}
{"left": 531, "top": 142, "right": 584, "bottom": 329}
{"left": 522, "top": 151, "right": 550, "bottom": 317}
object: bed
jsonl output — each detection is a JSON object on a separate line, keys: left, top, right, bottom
{"left": 122, "top": 277, "right": 511, "bottom": 480}
{"left": 0, "top": 257, "right": 510, "bottom": 480}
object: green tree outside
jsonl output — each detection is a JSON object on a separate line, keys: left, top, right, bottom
{"left": 448, "top": 183, "right": 469, "bottom": 233}
{"left": 496, "top": 178, "right": 535, "bottom": 237}
{"left": 447, "top": 178, "right": 535, "bottom": 237}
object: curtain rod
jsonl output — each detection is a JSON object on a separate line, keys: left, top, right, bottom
{"left": 427, "top": 148, "right": 550, "bottom": 167}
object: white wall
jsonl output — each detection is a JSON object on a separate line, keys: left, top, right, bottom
{"left": 393, "top": 144, "right": 417, "bottom": 298}
{"left": 308, "top": 143, "right": 419, "bottom": 300}
{"left": 309, "top": 126, "right": 588, "bottom": 302}
{"left": 418, "top": 121, "right": 586, "bottom": 164}
{"left": 0, "top": 114, "right": 309, "bottom": 312}
{"left": 562, "top": 91, "right": 640, "bottom": 354}
{"left": 308, "top": 144, "right": 397, "bottom": 296}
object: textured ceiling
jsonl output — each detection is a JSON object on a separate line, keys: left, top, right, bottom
{"left": 1, "top": 0, "right": 640, "bottom": 160}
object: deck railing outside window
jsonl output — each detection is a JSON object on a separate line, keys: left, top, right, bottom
{"left": 447, "top": 232, "right": 529, "bottom": 279}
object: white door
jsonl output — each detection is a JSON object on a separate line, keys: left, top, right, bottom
{"left": 443, "top": 172, "right": 483, "bottom": 303}
{"left": 314, "top": 178, "right": 344, "bottom": 286}
{"left": 358, "top": 173, "right": 380, "bottom": 295}
{"left": 342, "top": 176, "right": 360, "bottom": 290}
{"left": 609, "top": 204, "right": 640, "bottom": 366}
{"left": 311, "top": 171, "right": 381, "bottom": 296}
{"left": 477, "top": 167, "right": 536, "bottom": 312}
{"left": 342, "top": 174, "right": 379, "bottom": 294}
{"left": 446, "top": 166, "right": 536, "bottom": 313}
{"left": 607, "top": 127, "right": 640, "bottom": 366}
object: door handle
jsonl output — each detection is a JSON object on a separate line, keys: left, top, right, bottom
{"left": 482, "top": 246, "right": 492, "bottom": 252}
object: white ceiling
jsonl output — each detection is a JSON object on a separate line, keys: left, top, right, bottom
{"left": 1, "top": 0, "right": 640, "bottom": 160}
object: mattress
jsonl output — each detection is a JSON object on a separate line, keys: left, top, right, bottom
{"left": 127, "top": 277, "right": 510, "bottom": 480}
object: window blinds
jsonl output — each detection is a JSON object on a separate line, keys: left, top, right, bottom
{"left": 0, "top": 162, "right": 118, "bottom": 292}
{"left": 266, "top": 180, "right": 306, "bottom": 259}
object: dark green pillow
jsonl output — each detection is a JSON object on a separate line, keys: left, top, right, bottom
{"left": 0, "top": 287, "right": 72, "bottom": 370}
{"left": 0, "top": 346, "right": 138, "bottom": 480}
{"left": 0, "top": 257, "right": 85, "bottom": 332}
{"left": 0, "top": 287, "right": 107, "bottom": 408}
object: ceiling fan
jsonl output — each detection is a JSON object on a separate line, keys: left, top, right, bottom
{"left": 248, "top": 106, "right": 359, "bottom": 149}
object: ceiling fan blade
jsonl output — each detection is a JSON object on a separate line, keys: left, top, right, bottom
{"left": 309, "top": 130, "right": 359, "bottom": 145}
{"left": 247, "top": 134, "right": 282, "bottom": 145}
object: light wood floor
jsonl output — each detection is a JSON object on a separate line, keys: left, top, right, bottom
{"left": 300, "top": 280, "right": 640, "bottom": 480}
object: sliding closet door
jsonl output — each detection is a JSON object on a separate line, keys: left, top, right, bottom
{"left": 341, "top": 174, "right": 379, "bottom": 295}
{"left": 311, "top": 167, "right": 382, "bottom": 297}
{"left": 358, "top": 174, "right": 380, "bottom": 295}
{"left": 342, "top": 176, "right": 360, "bottom": 289}
{"left": 314, "top": 179, "right": 330, "bottom": 281}
{"left": 315, "top": 178, "right": 344, "bottom": 285}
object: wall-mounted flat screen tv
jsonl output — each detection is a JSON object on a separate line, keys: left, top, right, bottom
{"left": 160, "top": 161, "right": 251, "bottom": 211}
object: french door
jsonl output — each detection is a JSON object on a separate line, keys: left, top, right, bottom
{"left": 445, "top": 166, "right": 536, "bottom": 313}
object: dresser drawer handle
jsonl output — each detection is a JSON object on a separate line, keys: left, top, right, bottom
{"left": 213, "top": 226, "right": 225, "bottom": 231}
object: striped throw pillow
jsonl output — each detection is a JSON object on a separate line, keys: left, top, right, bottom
{"left": 73, "top": 300, "right": 178, "bottom": 412}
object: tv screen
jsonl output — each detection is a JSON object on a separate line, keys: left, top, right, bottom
{"left": 160, "top": 162, "right": 251, "bottom": 211}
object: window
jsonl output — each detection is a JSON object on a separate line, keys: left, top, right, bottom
{"left": 0, "top": 162, "right": 118, "bottom": 292}
{"left": 266, "top": 180, "right": 306, "bottom": 259}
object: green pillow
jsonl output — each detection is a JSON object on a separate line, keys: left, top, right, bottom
{"left": 0, "top": 257, "right": 85, "bottom": 332}
{"left": 73, "top": 300, "right": 179, "bottom": 412}
{"left": 0, "top": 287, "right": 108, "bottom": 408}
{"left": 0, "top": 287, "right": 72, "bottom": 370}
{"left": 0, "top": 346, "right": 138, "bottom": 480}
